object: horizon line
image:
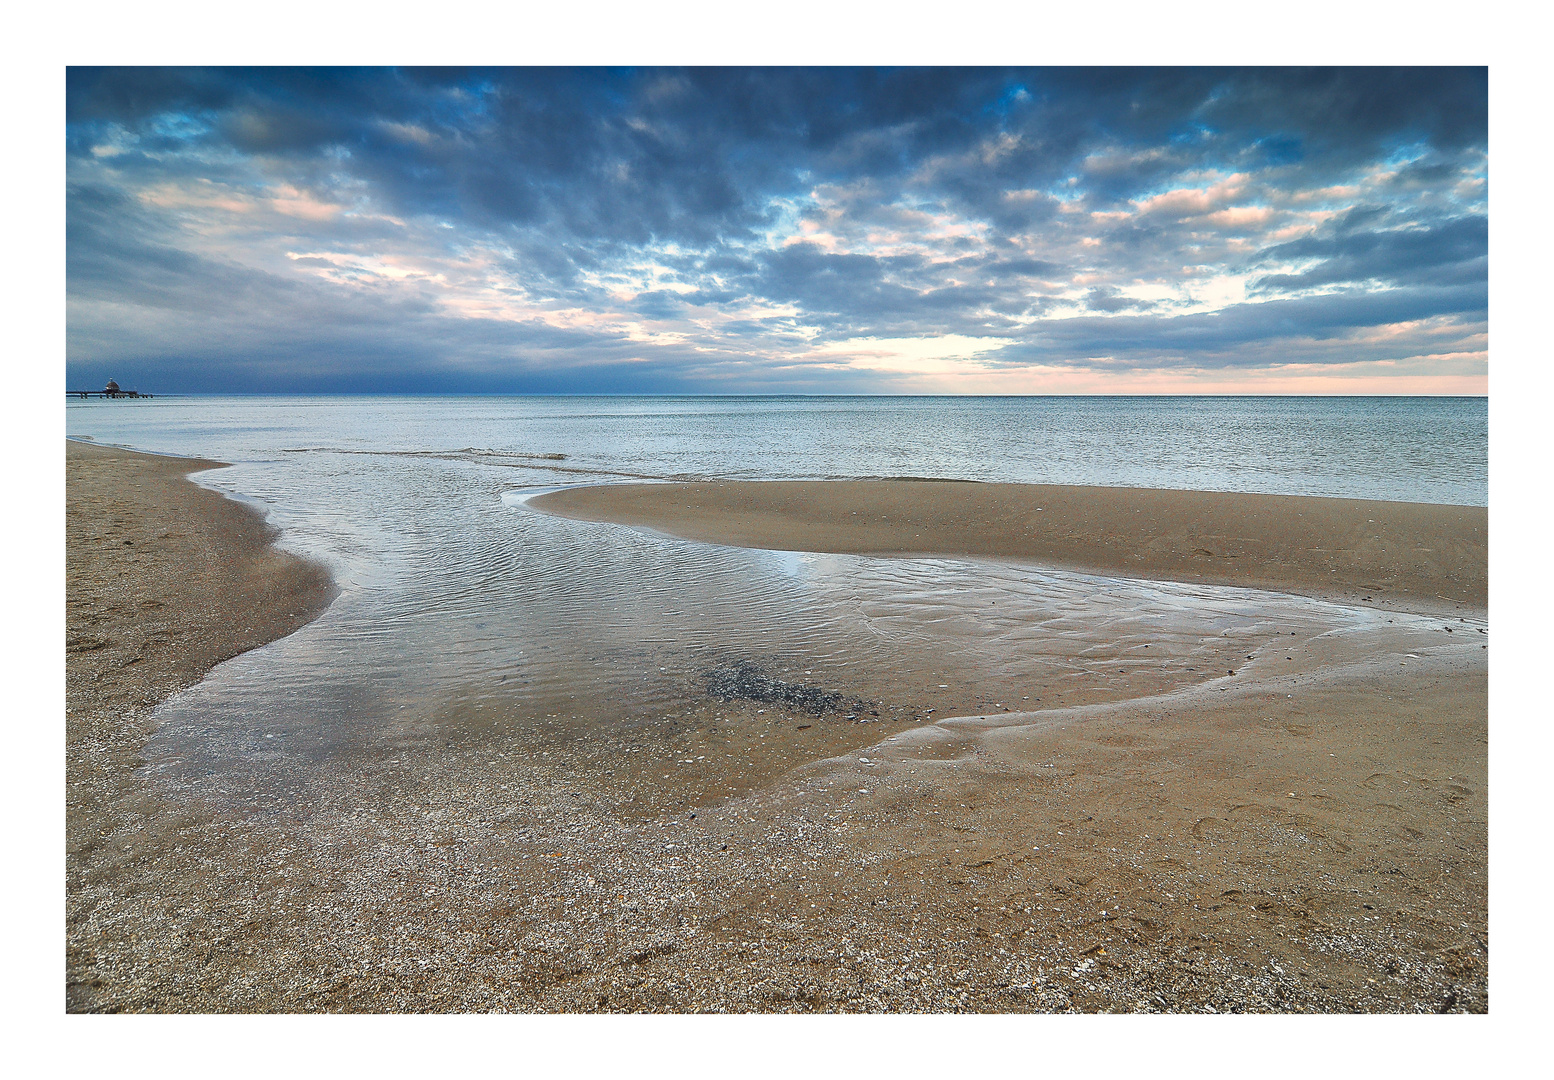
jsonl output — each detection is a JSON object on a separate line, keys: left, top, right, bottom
{"left": 64, "top": 390, "right": 1491, "bottom": 399}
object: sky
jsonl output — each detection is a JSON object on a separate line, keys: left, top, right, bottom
{"left": 65, "top": 66, "right": 1488, "bottom": 395}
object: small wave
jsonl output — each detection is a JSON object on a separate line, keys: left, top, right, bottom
{"left": 280, "top": 445, "right": 715, "bottom": 483}
{"left": 283, "top": 446, "right": 567, "bottom": 461}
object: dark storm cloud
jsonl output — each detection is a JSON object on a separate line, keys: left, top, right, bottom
{"left": 70, "top": 67, "right": 1485, "bottom": 249}
{"left": 1053, "top": 283, "right": 1484, "bottom": 354}
{"left": 1192, "top": 68, "right": 1488, "bottom": 160}
{"left": 65, "top": 67, "right": 1488, "bottom": 392}
{"left": 1250, "top": 214, "right": 1487, "bottom": 290}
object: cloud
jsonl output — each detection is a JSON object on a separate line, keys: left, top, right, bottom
{"left": 1081, "top": 286, "right": 1158, "bottom": 313}
{"left": 996, "top": 284, "right": 1487, "bottom": 371}
{"left": 1249, "top": 214, "right": 1487, "bottom": 290}
{"left": 66, "top": 67, "right": 1488, "bottom": 393}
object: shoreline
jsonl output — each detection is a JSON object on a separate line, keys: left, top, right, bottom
{"left": 66, "top": 445, "right": 1486, "bottom": 1013}
{"left": 531, "top": 480, "right": 1487, "bottom": 614}
{"left": 66, "top": 441, "right": 336, "bottom": 1011}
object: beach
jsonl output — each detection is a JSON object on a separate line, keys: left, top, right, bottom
{"left": 66, "top": 444, "right": 1487, "bottom": 1012}
{"left": 66, "top": 442, "right": 335, "bottom": 1008}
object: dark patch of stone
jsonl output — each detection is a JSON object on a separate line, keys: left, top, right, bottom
{"left": 704, "top": 661, "right": 872, "bottom": 718}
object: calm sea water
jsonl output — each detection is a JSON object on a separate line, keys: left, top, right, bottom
{"left": 65, "top": 395, "right": 1485, "bottom": 796}
{"left": 65, "top": 395, "right": 1487, "bottom": 505}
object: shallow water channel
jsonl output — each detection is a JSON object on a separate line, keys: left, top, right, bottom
{"left": 140, "top": 487, "right": 1438, "bottom": 814}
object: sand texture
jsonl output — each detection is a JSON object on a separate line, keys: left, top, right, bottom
{"left": 67, "top": 450, "right": 1486, "bottom": 1012}
{"left": 66, "top": 441, "right": 336, "bottom": 1009}
{"left": 533, "top": 480, "right": 1486, "bottom": 609}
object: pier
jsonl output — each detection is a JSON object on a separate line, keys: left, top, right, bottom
{"left": 67, "top": 379, "right": 153, "bottom": 400}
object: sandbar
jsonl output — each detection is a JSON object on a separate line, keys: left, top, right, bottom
{"left": 533, "top": 480, "right": 1486, "bottom": 609}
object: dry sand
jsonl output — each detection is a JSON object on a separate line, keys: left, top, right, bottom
{"left": 67, "top": 449, "right": 1487, "bottom": 1012}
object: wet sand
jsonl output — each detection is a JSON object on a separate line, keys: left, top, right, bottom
{"left": 66, "top": 441, "right": 336, "bottom": 1008}
{"left": 67, "top": 450, "right": 1486, "bottom": 1012}
{"left": 533, "top": 480, "right": 1486, "bottom": 609}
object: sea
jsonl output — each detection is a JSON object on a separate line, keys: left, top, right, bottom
{"left": 65, "top": 395, "right": 1487, "bottom": 799}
